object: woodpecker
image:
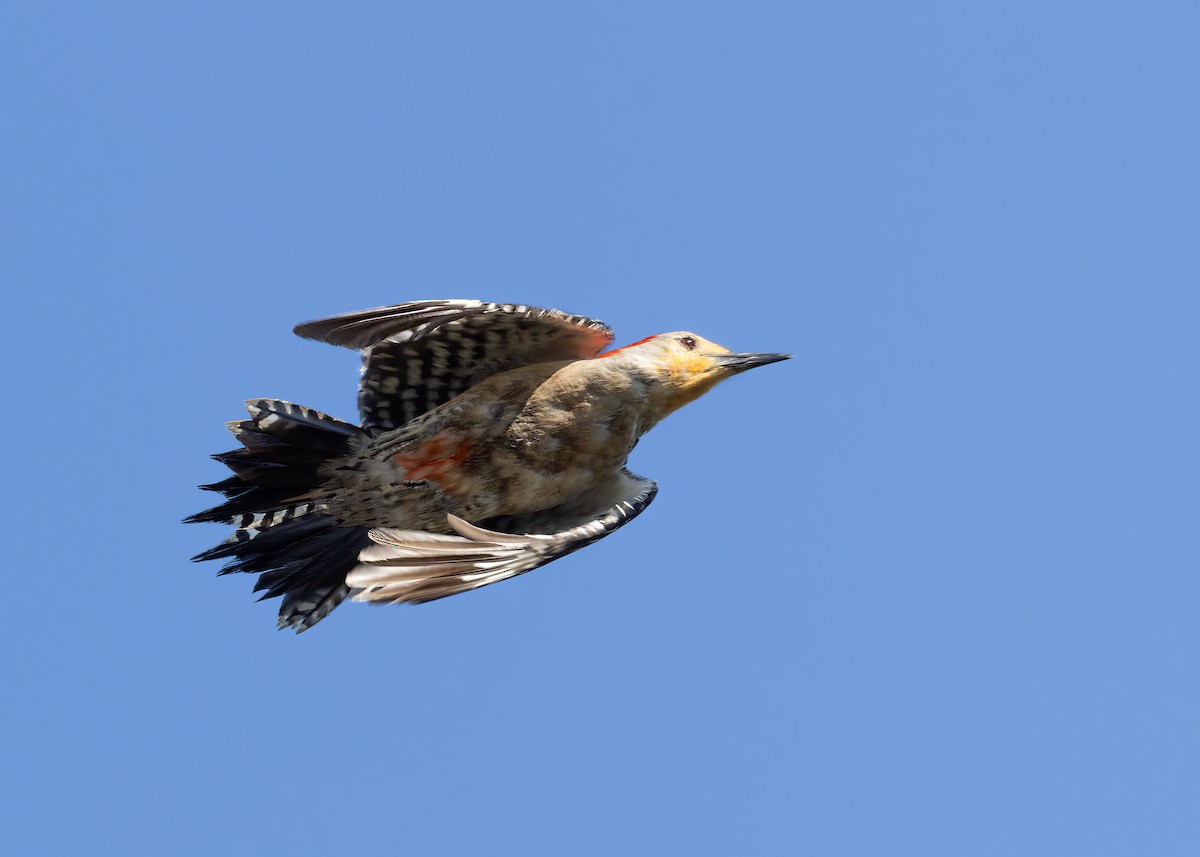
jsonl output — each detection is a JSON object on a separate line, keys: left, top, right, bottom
{"left": 188, "top": 300, "right": 790, "bottom": 632}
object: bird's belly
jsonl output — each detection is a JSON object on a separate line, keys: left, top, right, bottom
{"left": 485, "top": 405, "right": 639, "bottom": 517}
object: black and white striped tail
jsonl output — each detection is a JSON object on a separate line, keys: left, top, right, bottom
{"left": 186, "top": 399, "right": 371, "bottom": 632}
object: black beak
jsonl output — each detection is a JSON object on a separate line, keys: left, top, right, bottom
{"left": 712, "top": 352, "right": 793, "bottom": 374}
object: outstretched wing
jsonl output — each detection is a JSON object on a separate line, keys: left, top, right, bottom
{"left": 345, "top": 470, "right": 658, "bottom": 604}
{"left": 293, "top": 299, "right": 615, "bottom": 432}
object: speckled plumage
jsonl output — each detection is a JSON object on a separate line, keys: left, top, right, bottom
{"left": 189, "top": 300, "right": 789, "bottom": 632}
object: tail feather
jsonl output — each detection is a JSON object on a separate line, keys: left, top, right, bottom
{"left": 198, "top": 476, "right": 247, "bottom": 496}
{"left": 184, "top": 484, "right": 319, "bottom": 525}
{"left": 195, "top": 512, "right": 333, "bottom": 568}
{"left": 239, "top": 399, "right": 360, "bottom": 449}
{"left": 187, "top": 398, "right": 371, "bottom": 632}
{"left": 262, "top": 526, "right": 372, "bottom": 631}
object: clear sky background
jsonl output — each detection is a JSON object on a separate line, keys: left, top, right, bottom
{"left": 3, "top": 2, "right": 1197, "bottom": 855}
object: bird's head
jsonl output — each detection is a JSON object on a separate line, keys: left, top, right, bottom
{"left": 605, "top": 332, "right": 791, "bottom": 418}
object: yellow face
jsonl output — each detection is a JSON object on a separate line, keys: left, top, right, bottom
{"left": 601, "top": 331, "right": 790, "bottom": 418}
{"left": 651, "top": 331, "right": 737, "bottom": 416}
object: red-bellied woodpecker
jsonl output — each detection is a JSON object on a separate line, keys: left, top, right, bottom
{"left": 188, "top": 300, "right": 791, "bottom": 631}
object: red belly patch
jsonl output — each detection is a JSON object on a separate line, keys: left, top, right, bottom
{"left": 392, "top": 434, "right": 469, "bottom": 492}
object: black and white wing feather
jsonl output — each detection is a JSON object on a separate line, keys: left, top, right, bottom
{"left": 293, "top": 299, "right": 615, "bottom": 432}
{"left": 345, "top": 470, "right": 657, "bottom": 604}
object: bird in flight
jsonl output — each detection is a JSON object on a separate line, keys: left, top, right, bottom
{"left": 188, "top": 300, "right": 790, "bottom": 632}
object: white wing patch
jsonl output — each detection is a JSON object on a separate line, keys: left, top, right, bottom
{"left": 346, "top": 472, "right": 657, "bottom": 605}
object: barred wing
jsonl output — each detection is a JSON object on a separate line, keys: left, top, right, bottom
{"left": 346, "top": 471, "right": 657, "bottom": 604}
{"left": 293, "top": 299, "right": 615, "bottom": 432}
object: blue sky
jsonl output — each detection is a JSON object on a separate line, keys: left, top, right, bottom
{"left": 3, "top": 2, "right": 1197, "bottom": 854}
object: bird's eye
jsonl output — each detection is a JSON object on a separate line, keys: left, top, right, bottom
{"left": 679, "top": 336, "right": 697, "bottom": 350}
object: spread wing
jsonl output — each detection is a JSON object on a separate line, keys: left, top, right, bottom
{"left": 293, "top": 299, "right": 615, "bottom": 432}
{"left": 345, "top": 470, "right": 657, "bottom": 604}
